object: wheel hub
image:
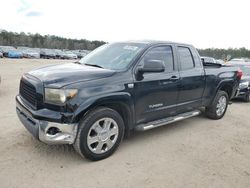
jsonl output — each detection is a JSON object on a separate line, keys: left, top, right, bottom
{"left": 87, "top": 117, "right": 119, "bottom": 154}
{"left": 216, "top": 95, "right": 227, "bottom": 116}
{"left": 99, "top": 131, "right": 109, "bottom": 141}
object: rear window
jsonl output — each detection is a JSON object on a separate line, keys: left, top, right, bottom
{"left": 191, "top": 49, "right": 202, "bottom": 67}
{"left": 178, "top": 47, "right": 195, "bottom": 70}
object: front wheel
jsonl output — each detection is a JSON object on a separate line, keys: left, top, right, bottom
{"left": 74, "top": 107, "right": 125, "bottom": 161}
{"left": 205, "top": 91, "right": 229, "bottom": 120}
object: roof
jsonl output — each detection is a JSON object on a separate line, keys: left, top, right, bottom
{"left": 123, "top": 40, "right": 193, "bottom": 47}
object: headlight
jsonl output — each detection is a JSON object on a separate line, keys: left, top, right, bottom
{"left": 239, "top": 81, "right": 249, "bottom": 89}
{"left": 45, "top": 88, "right": 78, "bottom": 105}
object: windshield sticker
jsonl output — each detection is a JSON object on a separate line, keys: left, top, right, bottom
{"left": 123, "top": 45, "right": 138, "bottom": 51}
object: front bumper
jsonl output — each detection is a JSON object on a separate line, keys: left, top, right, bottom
{"left": 235, "top": 87, "right": 250, "bottom": 98}
{"left": 16, "top": 96, "right": 78, "bottom": 145}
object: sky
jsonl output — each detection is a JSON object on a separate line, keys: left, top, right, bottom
{"left": 0, "top": 0, "right": 249, "bottom": 49}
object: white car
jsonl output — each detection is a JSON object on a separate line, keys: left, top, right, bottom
{"left": 229, "top": 58, "right": 250, "bottom": 63}
{"left": 22, "top": 49, "right": 40, "bottom": 58}
{"left": 63, "top": 51, "right": 77, "bottom": 59}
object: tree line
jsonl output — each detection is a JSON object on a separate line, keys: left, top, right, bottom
{"left": 198, "top": 48, "right": 250, "bottom": 60}
{"left": 0, "top": 30, "right": 106, "bottom": 50}
{"left": 1, "top": 30, "right": 250, "bottom": 59}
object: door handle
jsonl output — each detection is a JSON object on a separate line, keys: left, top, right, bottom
{"left": 169, "top": 76, "right": 179, "bottom": 81}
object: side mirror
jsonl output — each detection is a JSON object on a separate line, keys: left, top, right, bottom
{"left": 138, "top": 59, "right": 165, "bottom": 73}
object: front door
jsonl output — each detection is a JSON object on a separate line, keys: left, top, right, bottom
{"left": 133, "top": 45, "right": 180, "bottom": 124}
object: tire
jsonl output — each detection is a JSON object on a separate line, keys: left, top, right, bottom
{"left": 244, "top": 93, "right": 250, "bottom": 102}
{"left": 74, "top": 107, "right": 125, "bottom": 161}
{"left": 205, "top": 90, "right": 229, "bottom": 120}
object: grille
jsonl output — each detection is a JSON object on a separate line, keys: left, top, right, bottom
{"left": 20, "top": 80, "right": 37, "bottom": 108}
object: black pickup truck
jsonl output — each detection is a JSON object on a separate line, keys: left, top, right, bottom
{"left": 16, "top": 41, "right": 241, "bottom": 161}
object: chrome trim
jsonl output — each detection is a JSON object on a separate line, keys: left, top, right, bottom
{"left": 136, "top": 110, "right": 201, "bottom": 131}
{"left": 39, "top": 121, "right": 78, "bottom": 144}
{"left": 216, "top": 96, "right": 227, "bottom": 116}
{"left": 235, "top": 89, "right": 240, "bottom": 97}
{"left": 16, "top": 99, "right": 78, "bottom": 145}
{"left": 128, "top": 83, "right": 134, "bottom": 88}
{"left": 87, "top": 118, "right": 119, "bottom": 154}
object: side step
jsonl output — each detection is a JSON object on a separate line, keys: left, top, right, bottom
{"left": 135, "top": 110, "right": 201, "bottom": 131}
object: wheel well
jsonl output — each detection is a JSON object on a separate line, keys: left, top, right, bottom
{"left": 100, "top": 102, "right": 132, "bottom": 137}
{"left": 219, "top": 84, "right": 233, "bottom": 98}
{"left": 77, "top": 102, "right": 132, "bottom": 137}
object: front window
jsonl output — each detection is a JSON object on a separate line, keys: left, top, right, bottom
{"left": 79, "top": 43, "right": 147, "bottom": 70}
{"left": 138, "top": 46, "right": 174, "bottom": 72}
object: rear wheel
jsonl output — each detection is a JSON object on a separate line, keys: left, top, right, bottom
{"left": 205, "top": 91, "right": 229, "bottom": 120}
{"left": 74, "top": 107, "right": 124, "bottom": 161}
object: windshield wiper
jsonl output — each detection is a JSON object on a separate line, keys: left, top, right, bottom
{"left": 84, "top": 63, "right": 104, "bottom": 69}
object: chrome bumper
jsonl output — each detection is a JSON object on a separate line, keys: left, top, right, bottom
{"left": 235, "top": 89, "right": 240, "bottom": 97}
{"left": 16, "top": 100, "right": 78, "bottom": 145}
{"left": 235, "top": 87, "right": 250, "bottom": 97}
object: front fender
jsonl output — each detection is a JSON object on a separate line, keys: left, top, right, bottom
{"left": 72, "top": 92, "right": 135, "bottom": 128}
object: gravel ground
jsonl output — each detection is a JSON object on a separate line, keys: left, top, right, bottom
{"left": 0, "top": 59, "right": 250, "bottom": 188}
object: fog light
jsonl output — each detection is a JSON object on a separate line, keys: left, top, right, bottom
{"left": 47, "top": 127, "right": 61, "bottom": 135}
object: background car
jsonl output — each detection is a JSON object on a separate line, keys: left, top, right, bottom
{"left": 71, "top": 50, "right": 89, "bottom": 59}
{"left": 21, "top": 48, "right": 40, "bottom": 58}
{"left": 0, "top": 46, "right": 17, "bottom": 57}
{"left": 63, "top": 51, "right": 78, "bottom": 59}
{"left": 0, "top": 51, "right": 3, "bottom": 58}
{"left": 40, "top": 49, "right": 56, "bottom": 59}
{"left": 54, "top": 49, "right": 67, "bottom": 59}
{"left": 8, "top": 49, "right": 23, "bottom": 58}
{"left": 229, "top": 58, "right": 250, "bottom": 64}
{"left": 229, "top": 62, "right": 250, "bottom": 102}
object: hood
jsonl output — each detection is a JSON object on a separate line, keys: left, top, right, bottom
{"left": 28, "top": 63, "right": 116, "bottom": 88}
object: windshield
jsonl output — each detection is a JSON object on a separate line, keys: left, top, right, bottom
{"left": 79, "top": 43, "right": 147, "bottom": 70}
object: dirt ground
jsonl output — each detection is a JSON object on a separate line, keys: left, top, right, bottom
{"left": 0, "top": 58, "right": 250, "bottom": 188}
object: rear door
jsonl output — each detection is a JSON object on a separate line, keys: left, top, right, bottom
{"left": 176, "top": 46, "right": 205, "bottom": 113}
{"left": 133, "top": 45, "right": 180, "bottom": 124}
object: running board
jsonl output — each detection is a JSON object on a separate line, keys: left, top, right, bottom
{"left": 135, "top": 110, "right": 201, "bottom": 131}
